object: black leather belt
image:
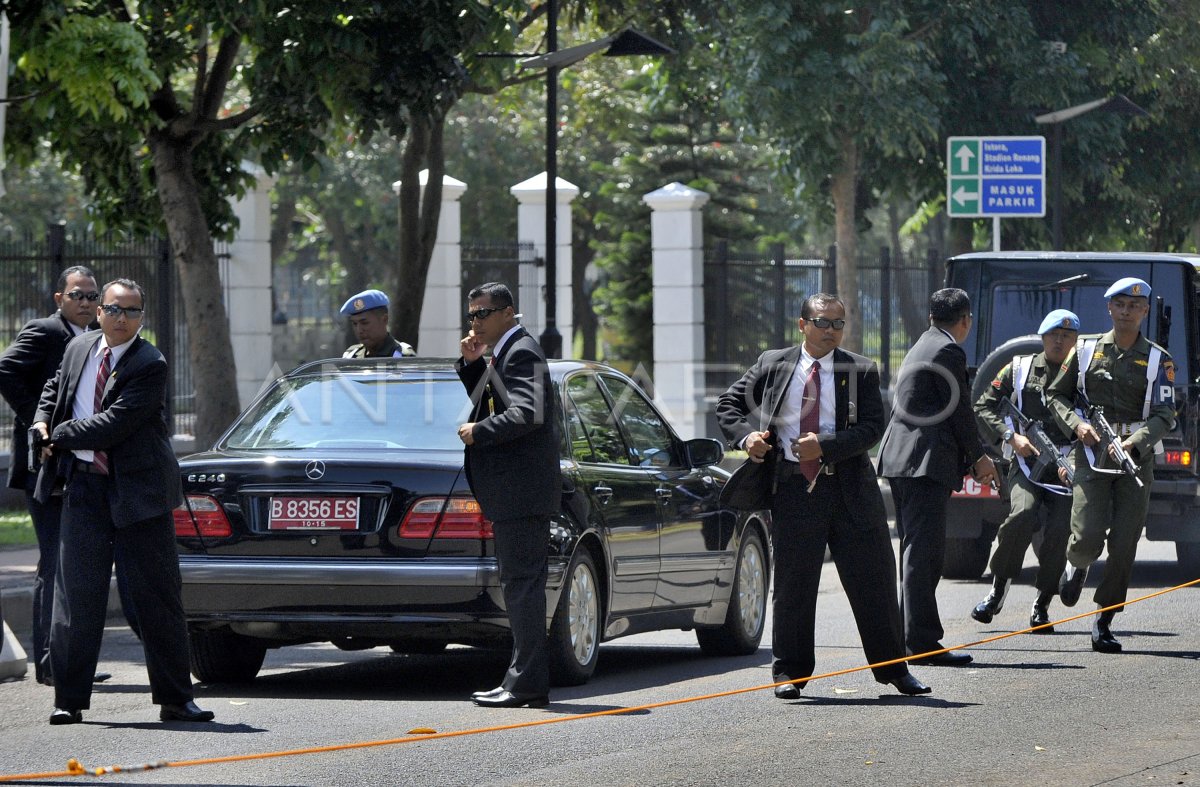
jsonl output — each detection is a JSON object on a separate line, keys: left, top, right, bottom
{"left": 73, "top": 459, "right": 108, "bottom": 476}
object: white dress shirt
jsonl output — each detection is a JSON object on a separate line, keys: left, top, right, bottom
{"left": 71, "top": 335, "right": 137, "bottom": 463}
{"left": 776, "top": 346, "right": 836, "bottom": 462}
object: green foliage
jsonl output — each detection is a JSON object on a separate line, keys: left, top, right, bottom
{"left": 0, "top": 510, "right": 35, "bottom": 547}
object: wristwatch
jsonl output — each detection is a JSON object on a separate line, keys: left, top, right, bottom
{"left": 1001, "top": 428, "right": 1015, "bottom": 443}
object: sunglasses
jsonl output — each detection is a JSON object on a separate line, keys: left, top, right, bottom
{"left": 100, "top": 304, "right": 145, "bottom": 319}
{"left": 64, "top": 290, "right": 100, "bottom": 302}
{"left": 466, "top": 306, "right": 505, "bottom": 322}
{"left": 806, "top": 317, "right": 846, "bottom": 330}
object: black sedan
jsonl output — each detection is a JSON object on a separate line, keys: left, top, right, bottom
{"left": 173, "top": 357, "right": 770, "bottom": 685}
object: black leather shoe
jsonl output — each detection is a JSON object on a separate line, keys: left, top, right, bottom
{"left": 910, "top": 651, "right": 973, "bottom": 667}
{"left": 94, "top": 672, "right": 112, "bottom": 683}
{"left": 1058, "top": 564, "right": 1089, "bottom": 607}
{"left": 470, "top": 686, "right": 508, "bottom": 702}
{"left": 1092, "top": 611, "right": 1122, "bottom": 653}
{"left": 970, "top": 578, "right": 1010, "bottom": 624}
{"left": 472, "top": 690, "right": 549, "bottom": 708}
{"left": 49, "top": 708, "right": 82, "bottom": 725}
{"left": 773, "top": 683, "right": 802, "bottom": 700}
{"left": 889, "top": 673, "right": 932, "bottom": 696}
{"left": 159, "top": 701, "right": 215, "bottom": 722}
{"left": 1029, "top": 602, "right": 1054, "bottom": 632}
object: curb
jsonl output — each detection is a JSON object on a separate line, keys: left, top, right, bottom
{"left": 0, "top": 594, "right": 29, "bottom": 680}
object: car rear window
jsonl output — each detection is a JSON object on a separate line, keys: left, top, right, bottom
{"left": 222, "top": 374, "right": 472, "bottom": 451}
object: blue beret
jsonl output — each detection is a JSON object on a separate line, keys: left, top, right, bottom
{"left": 339, "top": 289, "right": 389, "bottom": 316}
{"left": 1037, "top": 308, "right": 1080, "bottom": 335}
{"left": 1104, "top": 277, "right": 1150, "bottom": 299}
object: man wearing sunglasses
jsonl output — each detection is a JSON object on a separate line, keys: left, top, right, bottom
{"left": 0, "top": 266, "right": 135, "bottom": 686}
{"left": 717, "top": 293, "right": 931, "bottom": 698}
{"left": 456, "top": 282, "right": 559, "bottom": 708}
{"left": 32, "top": 279, "right": 212, "bottom": 725}
{"left": 339, "top": 288, "right": 415, "bottom": 358}
{"left": 878, "top": 288, "right": 996, "bottom": 666}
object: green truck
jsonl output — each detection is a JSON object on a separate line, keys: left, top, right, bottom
{"left": 941, "top": 251, "right": 1200, "bottom": 578}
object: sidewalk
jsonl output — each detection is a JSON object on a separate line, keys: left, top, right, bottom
{"left": 0, "top": 546, "right": 124, "bottom": 646}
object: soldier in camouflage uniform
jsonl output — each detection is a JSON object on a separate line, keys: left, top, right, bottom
{"left": 339, "top": 289, "right": 416, "bottom": 358}
{"left": 1045, "top": 277, "right": 1176, "bottom": 653}
{"left": 971, "top": 309, "right": 1079, "bottom": 632}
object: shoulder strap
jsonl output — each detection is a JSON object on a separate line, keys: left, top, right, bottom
{"left": 1076, "top": 336, "right": 1100, "bottom": 398}
{"left": 1143, "top": 346, "right": 1162, "bottom": 419}
{"left": 1011, "top": 355, "right": 1034, "bottom": 411}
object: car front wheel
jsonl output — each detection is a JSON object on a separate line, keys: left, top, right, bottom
{"left": 548, "top": 548, "right": 601, "bottom": 686}
{"left": 697, "top": 527, "right": 768, "bottom": 656}
{"left": 188, "top": 627, "right": 268, "bottom": 684}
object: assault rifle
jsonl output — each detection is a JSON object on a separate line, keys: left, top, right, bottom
{"left": 998, "top": 398, "right": 1074, "bottom": 488}
{"left": 1078, "top": 394, "right": 1144, "bottom": 488}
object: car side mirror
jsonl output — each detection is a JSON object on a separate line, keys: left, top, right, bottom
{"left": 685, "top": 437, "right": 724, "bottom": 468}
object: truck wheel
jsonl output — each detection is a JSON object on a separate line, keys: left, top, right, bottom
{"left": 1177, "top": 542, "right": 1200, "bottom": 577}
{"left": 971, "top": 334, "right": 1044, "bottom": 402}
{"left": 943, "top": 536, "right": 991, "bottom": 579}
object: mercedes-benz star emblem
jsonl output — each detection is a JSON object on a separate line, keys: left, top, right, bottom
{"left": 305, "top": 460, "right": 326, "bottom": 480}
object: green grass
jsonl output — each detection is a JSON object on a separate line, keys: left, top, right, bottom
{"left": 0, "top": 510, "right": 35, "bottom": 547}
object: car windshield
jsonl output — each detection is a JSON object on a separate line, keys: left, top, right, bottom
{"left": 222, "top": 373, "right": 473, "bottom": 451}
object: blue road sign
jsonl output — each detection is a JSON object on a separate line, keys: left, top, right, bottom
{"left": 947, "top": 136, "right": 1045, "bottom": 217}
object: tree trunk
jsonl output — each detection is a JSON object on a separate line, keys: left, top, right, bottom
{"left": 325, "top": 210, "right": 368, "bottom": 348}
{"left": 831, "top": 134, "right": 861, "bottom": 352}
{"left": 148, "top": 132, "right": 242, "bottom": 448}
{"left": 393, "top": 108, "right": 447, "bottom": 351}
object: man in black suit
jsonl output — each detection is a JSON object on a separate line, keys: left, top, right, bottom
{"left": 716, "top": 293, "right": 930, "bottom": 698}
{"left": 32, "top": 278, "right": 212, "bottom": 725}
{"left": 0, "top": 265, "right": 133, "bottom": 685}
{"left": 878, "top": 288, "right": 997, "bottom": 665}
{"left": 457, "top": 282, "right": 559, "bottom": 708}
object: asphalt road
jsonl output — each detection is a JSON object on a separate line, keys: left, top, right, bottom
{"left": 1, "top": 537, "right": 1197, "bottom": 787}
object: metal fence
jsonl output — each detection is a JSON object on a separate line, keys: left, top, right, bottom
{"left": 461, "top": 240, "right": 540, "bottom": 322}
{"left": 0, "top": 224, "right": 230, "bottom": 443}
{"left": 702, "top": 242, "right": 939, "bottom": 435}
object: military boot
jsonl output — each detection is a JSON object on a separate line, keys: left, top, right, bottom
{"left": 1029, "top": 591, "right": 1054, "bottom": 633}
{"left": 1092, "top": 609, "right": 1122, "bottom": 653}
{"left": 971, "top": 577, "right": 1010, "bottom": 624}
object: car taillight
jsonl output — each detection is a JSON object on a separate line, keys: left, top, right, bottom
{"left": 399, "top": 497, "right": 493, "bottom": 539}
{"left": 1163, "top": 450, "right": 1193, "bottom": 468}
{"left": 174, "top": 494, "right": 233, "bottom": 538}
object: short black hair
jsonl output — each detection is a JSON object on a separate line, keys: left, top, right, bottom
{"left": 800, "top": 292, "right": 844, "bottom": 319}
{"left": 101, "top": 278, "right": 146, "bottom": 308}
{"left": 929, "top": 287, "right": 971, "bottom": 325}
{"left": 468, "top": 282, "right": 513, "bottom": 309}
{"left": 56, "top": 265, "right": 97, "bottom": 293}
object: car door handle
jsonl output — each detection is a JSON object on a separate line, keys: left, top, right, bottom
{"left": 593, "top": 485, "right": 613, "bottom": 504}
{"left": 655, "top": 488, "right": 672, "bottom": 502}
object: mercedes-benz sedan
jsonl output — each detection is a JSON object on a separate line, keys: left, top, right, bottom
{"left": 173, "top": 358, "right": 770, "bottom": 685}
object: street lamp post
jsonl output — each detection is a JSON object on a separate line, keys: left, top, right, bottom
{"left": 1034, "top": 94, "right": 1147, "bottom": 250}
{"left": 517, "top": 5, "right": 673, "bottom": 357}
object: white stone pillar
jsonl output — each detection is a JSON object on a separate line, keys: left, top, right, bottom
{"left": 394, "top": 171, "right": 467, "bottom": 357}
{"left": 510, "top": 172, "right": 579, "bottom": 357}
{"left": 644, "top": 182, "right": 709, "bottom": 439}
{"left": 227, "top": 162, "right": 276, "bottom": 409}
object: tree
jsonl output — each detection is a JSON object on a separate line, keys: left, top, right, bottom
{"left": 2, "top": 1, "right": 506, "bottom": 446}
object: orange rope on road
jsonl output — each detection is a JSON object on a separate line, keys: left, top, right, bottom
{"left": 2, "top": 576, "right": 1197, "bottom": 783}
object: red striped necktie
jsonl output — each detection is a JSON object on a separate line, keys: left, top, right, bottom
{"left": 92, "top": 347, "right": 112, "bottom": 475}
{"left": 798, "top": 361, "right": 821, "bottom": 482}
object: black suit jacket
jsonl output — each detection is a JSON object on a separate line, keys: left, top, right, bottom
{"left": 34, "top": 332, "right": 182, "bottom": 524}
{"left": 716, "top": 345, "right": 888, "bottom": 527}
{"left": 877, "top": 326, "right": 984, "bottom": 491}
{"left": 0, "top": 312, "right": 77, "bottom": 490}
{"left": 456, "top": 327, "right": 561, "bottom": 522}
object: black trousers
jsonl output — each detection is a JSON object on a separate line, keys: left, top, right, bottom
{"left": 770, "top": 472, "right": 908, "bottom": 684}
{"left": 50, "top": 472, "right": 193, "bottom": 710}
{"left": 27, "top": 487, "right": 61, "bottom": 684}
{"left": 889, "top": 476, "right": 951, "bottom": 655}
{"left": 493, "top": 515, "right": 550, "bottom": 696}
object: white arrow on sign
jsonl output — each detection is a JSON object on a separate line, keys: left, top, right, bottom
{"left": 952, "top": 185, "right": 978, "bottom": 205}
{"left": 955, "top": 145, "right": 974, "bottom": 172}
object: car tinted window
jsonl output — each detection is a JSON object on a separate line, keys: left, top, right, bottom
{"left": 223, "top": 375, "right": 470, "bottom": 450}
{"left": 565, "top": 374, "right": 629, "bottom": 464}
{"left": 600, "top": 375, "right": 678, "bottom": 468}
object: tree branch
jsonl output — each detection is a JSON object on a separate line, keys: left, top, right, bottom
{"left": 196, "top": 104, "right": 263, "bottom": 133}
{"left": 192, "top": 26, "right": 209, "bottom": 121}
{"left": 200, "top": 32, "right": 241, "bottom": 121}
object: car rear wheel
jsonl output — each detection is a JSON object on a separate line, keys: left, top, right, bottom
{"left": 548, "top": 548, "right": 601, "bottom": 686}
{"left": 697, "top": 527, "right": 768, "bottom": 656}
{"left": 188, "top": 628, "right": 268, "bottom": 684}
{"left": 943, "top": 535, "right": 992, "bottom": 580}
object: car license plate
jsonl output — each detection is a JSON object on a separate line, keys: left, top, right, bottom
{"left": 268, "top": 496, "right": 360, "bottom": 530}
